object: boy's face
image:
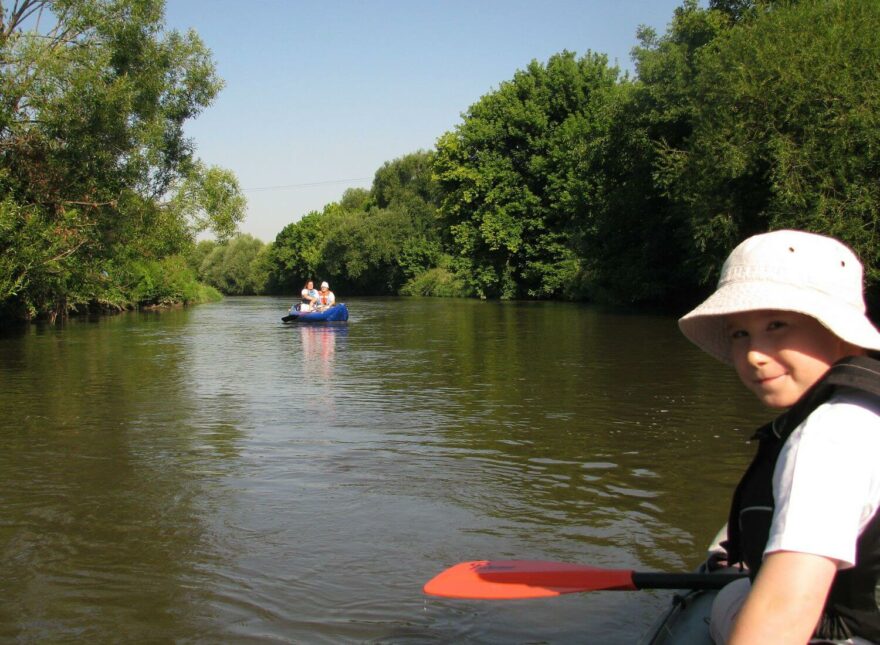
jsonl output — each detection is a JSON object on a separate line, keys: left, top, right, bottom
{"left": 725, "top": 310, "right": 855, "bottom": 409}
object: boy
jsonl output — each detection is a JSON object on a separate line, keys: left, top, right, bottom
{"left": 678, "top": 230, "right": 880, "bottom": 644}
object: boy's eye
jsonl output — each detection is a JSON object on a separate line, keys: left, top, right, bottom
{"left": 730, "top": 329, "right": 748, "bottom": 339}
{"left": 767, "top": 320, "right": 788, "bottom": 331}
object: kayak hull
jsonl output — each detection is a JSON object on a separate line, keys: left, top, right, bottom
{"left": 640, "top": 587, "right": 717, "bottom": 644}
{"left": 283, "top": 303, "right": 349, "bottom": 322}
{"left": 282, "top": 303, "right": 349, "bottom": 323}
{"left": 640, "top": 527, "right": 732, "bottom": 644}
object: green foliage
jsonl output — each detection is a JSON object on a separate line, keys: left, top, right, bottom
{"left": 398, "top": 237, "right": 443, "bottom": 283}
{"left": 399, "top": 255, "right": 471, "bottom": 297}
{"left": 0, "top": 198, "right": 94, "bottom": 319}
{"left": 267, "top": 151, "right": 445, "bottom": 296}
{"left": 5, "top": 0, "right": 873, "bottom": 317}
{"left": 168, "top": 163, "right": 246, "bottom": 242}
{"left": 269, "top": 2, "right": 877, "bottom": 307}
{"left": 318, "top": 208, "right": 421, "bottom": 294}
{"left": 317, "top": 209, "right": 380, "bottom": 291}
{"left": 570, "top": 1, "right": 731, "bottom": 306}
{"left": 257, "top": 0, "right": 880, "bottom": 310}
{"left": 187, "top": 239, "right": 218, "bottom": 273}
{"left": 125, "top": 255, "right": 217, "bottom": 306}
{"left": 373, "top": 151, "right": 439, "bottom": 223}
{"left": 36, "top": 252, "right": 223, "bottom": 317}
{"left": 249, "top": 0, "right": 880, "bottom": 312}
{"left": 268, "top": 210, "right": 327, "bottom": 293}
{"left": 339, "top": 187, "right": 371, "bottom": 211}
{"left": 249, "top": 243, "right": 274, "bottom": 296}
{"left": 708, "top": 0, "right": 792, "bottom": 24}
{"left": 0, "top": 0, "right": 241, "bottom": 321}
{"left": 659, "top": 0, "right": 880, "bottom": 288}
{"left": 197, "top": 234, "right": 267, "bottom": 295}
{"left": 434, "top": 51, "right": 619, "bottom": 299}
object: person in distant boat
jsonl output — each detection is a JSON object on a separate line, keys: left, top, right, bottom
{"left": 300, "top": 280, "right": 319, "bottom": 311}
{"left": 678, "top": 230, "right": 880, "bottom": 644}
{"left": 315, "top": 281, "right": 336, "bottom": 311}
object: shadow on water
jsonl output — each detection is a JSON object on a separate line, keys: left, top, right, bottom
{"left": 0, "top": 297, "right": 770, "bottom": 643}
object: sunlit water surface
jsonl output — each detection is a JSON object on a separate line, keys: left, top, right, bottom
{"left": 0, "top": 297, "right": 769, "bottom": 643}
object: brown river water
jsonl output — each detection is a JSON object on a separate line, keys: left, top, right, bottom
{"left": 0, "top": 296, "right": 770, "bottom": 643}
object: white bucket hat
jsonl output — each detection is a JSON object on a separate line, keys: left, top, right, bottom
{"left": 679, "top": 229, "right": 880, "bottom": 363}
{"left": 320, "top": 281, "right": 329, "bottom": 289}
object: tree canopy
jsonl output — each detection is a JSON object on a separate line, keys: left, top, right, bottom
{"left": 196, "top": 234, "right": 267, "bottom": 296}
{"left": 0, "top": 0, "right": 243, "bottom": 321}
{"left": 267, "top": 151, "right": 447, "bottom": 296}
{"left": 660, "top": 0, "right": 880, "bottom": 288}
{"left": 260, "top": 1, "right": 880, "bottom": 311}
{"left": 434, "top": 50, "right": 619, "bottom": 300}
{"left": 6, "top": 0, "right": 878, "bottom": 318}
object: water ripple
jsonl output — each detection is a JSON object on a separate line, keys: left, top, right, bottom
{"left": 0, "top": 297, "right": 769, "bottom": 643}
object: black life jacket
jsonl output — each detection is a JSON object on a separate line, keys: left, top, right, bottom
{"left": 723, "top": 355, "right": 880, "bottom": 641}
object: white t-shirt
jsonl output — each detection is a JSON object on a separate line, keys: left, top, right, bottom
{"left": 765, "top": 389, "right": 880, "bottom": 568}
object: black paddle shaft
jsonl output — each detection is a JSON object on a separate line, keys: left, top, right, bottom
{"left": 632, "top": 571, "right": 747, "bottom": 590}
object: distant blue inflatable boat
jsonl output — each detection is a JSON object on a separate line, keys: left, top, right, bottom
{"left": 282, "top": 303, "right": 349, "bottom": 323}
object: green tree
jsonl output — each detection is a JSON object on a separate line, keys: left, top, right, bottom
{"left": 371, "top": 150, "right": 444, "bottom": 287}
{"left": 434, "top": 51, "right": 619, "bottom": 299}
{"left": 187, "top": 239, "right": 218, "bottom": 273}
{"left": 168, "top": 163, "right": 247, "bottom": 243}
{"left": 249, "top": 242, "right": 274, "bottom": 296}
{"left": 338, "top": 187, "right": 371, "bottom": 211}
{"left": 574, "top": 1, "right": 729, "bottom": 305}
{"left": 268, "top": 210, "right": 327, "bottom": 293}
{"left": 318, "top": 207, "right": 423, "bottom": 294}
{"left": 267, "top": 151, "right": 446, "bottom": 296}
{"left": 659, "top": 0, "right": 880, "bottom": 290}
{"left": 198, "top": 234, "right": 266, "bottom": 295}
{"left": 0, "top": 0, "right": 242, "bottom": 320}
{"left": 373, "top": 150, "right": 438, "bottom": 220}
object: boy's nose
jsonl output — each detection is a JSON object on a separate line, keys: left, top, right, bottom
{"left": 746, "top": 344, "right": 771, "bottom": 365}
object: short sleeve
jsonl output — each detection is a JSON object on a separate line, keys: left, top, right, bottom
{"left": 765, "top": 391, "right": 880, "bottom": 567}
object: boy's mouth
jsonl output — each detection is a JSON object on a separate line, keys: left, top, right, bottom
{"left": 755, "top": 373, "right": 786, "bottom": 386}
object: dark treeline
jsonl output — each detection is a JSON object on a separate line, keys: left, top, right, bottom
{"left": 3, "top": 0, "right": 880, "bottom": 322}
{"left": 258, "top": 0, "right": 880, "bottom": 310}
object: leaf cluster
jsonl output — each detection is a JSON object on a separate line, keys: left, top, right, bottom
{"left": 434, "top": 50, "right": 619, "bottom": 300}
{"left": 0, "top": 0, "right": 242, "bottom": 321}
{"left": 267, "top": 151, "right": 447, "bottom": 297}
{"left": 422, "top": 0, "right": 880, "bottom": 307}
{"left": 193, "top": 234, "right": 268, "bottom": 296}
{"left": 662, "top": 0, "right": 880, "bottom": 290}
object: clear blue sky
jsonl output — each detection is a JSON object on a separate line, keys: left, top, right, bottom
{"left": 163, "top": 0, "right": 688, "bottom": 243}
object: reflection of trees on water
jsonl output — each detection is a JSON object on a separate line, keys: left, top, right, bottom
{"left": 0, "top": 297, "right": 771, "bottom": 640}
{"left": 345, "top": 298, "right": 767, "bottom": 570}
{"left": 0, "top": 309, "right": 230, "bottom": 641}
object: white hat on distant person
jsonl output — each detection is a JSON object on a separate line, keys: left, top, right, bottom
{"left": 321, "top": 281, "right": 329, "bottom": 289}
{"left": 679, "top": 229, "right": 880, "bottom": 363}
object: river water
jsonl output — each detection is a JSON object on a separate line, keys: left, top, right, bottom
{"left": 0, "top": 296, "right": 770, "bottom": 643}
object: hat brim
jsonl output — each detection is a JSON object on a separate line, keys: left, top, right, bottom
{"left": 679, "top": 281, "right": 880, "bottom": 363}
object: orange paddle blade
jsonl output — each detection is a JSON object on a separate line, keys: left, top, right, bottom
{"left": 423, "top": 560, "right": 636, "bottom": 599}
